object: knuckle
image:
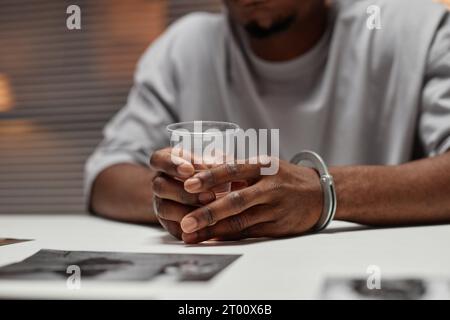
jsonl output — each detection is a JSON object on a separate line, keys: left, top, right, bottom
{"left": 201, "top": 206, "right": 215, "bottom": 226}
{"left": 227, "top": 214, "right": 247, "bottom": 233}
{"left": 179, "top": 189, "right": 195, "bottom": 205}
{"left": 228, "top": 191, "right": 246, "bottom": 211}
{"left": 202, "top": 169, "right": 217, "bottom": 187}
{"left": 152, "top": 176, "right": 165, "bottom": 195}
{"left": 266, "top": 180, "right": 283, "bottom": 195}
{"left": 225, "top": 163, "right": 239, "bottom": 178}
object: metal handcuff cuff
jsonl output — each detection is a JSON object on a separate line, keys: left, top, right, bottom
{"left": 290, "top": 150, "right": 337, "bottom": 231}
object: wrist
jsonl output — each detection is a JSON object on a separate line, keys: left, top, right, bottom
{"left": 328, "top": 166, "right": 353, "bottom": 221}
{"left": 329, "top": 165, "right": 391, "bottom": 222}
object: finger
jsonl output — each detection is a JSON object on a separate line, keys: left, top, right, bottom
{"left": 149, "top": 148, "right": 195, "bottom": 178}
{"left": 157, "top": 217, "right": 182, "bottom": 240}
{"left": 153, "top": 196, "right": 194, "bottom": 222}
{"left": 180, "top": 185, "right": 266, "bottom": 233}
{"left": 184, "top": 162, "right": 265, "bottom": 193}
{"left": 182, "top": 206, "right": 274, "bottom": 244}
{"left": 152, "top": 174, "right": 215, "bottom": 206}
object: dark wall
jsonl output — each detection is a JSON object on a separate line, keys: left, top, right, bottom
{"left": 0, "top": 0, "right": 220, "bottom": 214}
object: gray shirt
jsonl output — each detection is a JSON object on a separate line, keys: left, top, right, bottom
{"left": 85, "top": 0, "right": 450, "bottom": 199}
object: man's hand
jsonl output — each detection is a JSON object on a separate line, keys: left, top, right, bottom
{"left": 179, "top": 160, "right": 324, "bottom": 244}
{"left": 150, "top": 148, "right": 215, "bottom": 239}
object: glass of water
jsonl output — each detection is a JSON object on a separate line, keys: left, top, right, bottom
{"left": 167, "top": 121, "right": 239, "bottom": 198}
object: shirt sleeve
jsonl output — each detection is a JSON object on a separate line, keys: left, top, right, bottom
{"left": 419, "top": 12, "right": 450, "bottom": 156}
{"left": 83, "top": 32, "right": 179, "bottom": 206}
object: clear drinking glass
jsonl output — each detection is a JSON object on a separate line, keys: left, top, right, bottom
{"left": 167, "top": 121, "right": 239, "bottom": 198}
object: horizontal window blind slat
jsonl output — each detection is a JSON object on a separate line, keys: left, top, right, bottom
{"left": 0, "top": 181, "right": 82, "bottom": 189}
{"left": 0, "top": 0, "right": 219, "bottom": 215}
{"left": 0, "top": 157, "right": 91, "bottom": 166}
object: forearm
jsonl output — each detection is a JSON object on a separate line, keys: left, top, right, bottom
{"left": 332, "top": 152, "right": 450, "bottom": 226}
{"left": 90, "top": 163, "right": 158, "bottom": 224}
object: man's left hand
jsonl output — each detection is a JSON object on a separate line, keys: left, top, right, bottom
{"left": 179, "top": 159, "right": 324, "bottom": 243}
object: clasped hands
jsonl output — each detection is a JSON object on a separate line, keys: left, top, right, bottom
{"left": 150, "top": 148, "right": 324, "bottom": 244}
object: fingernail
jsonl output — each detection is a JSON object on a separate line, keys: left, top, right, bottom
{"left": 181, "top": 217, "right": 198, "bottom": 233}
{"left": 198, "top": 192, "right": 215, "bottom": 204}
{"left": 184, "top": 177, "right": 201, "bottom": 191}
{"left": 177, "top": 163, "right": 194, "bottom": 177}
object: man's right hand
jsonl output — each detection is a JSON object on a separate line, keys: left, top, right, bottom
{"left": 150, "top": 148, "right": 215, "bottom": 239}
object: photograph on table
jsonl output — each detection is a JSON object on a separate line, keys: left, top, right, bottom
{"left": 0, "top": 249, "right": 241, "bottom": 282}
{"left": 321, "top": 277, "right": 450, "bottom": 300}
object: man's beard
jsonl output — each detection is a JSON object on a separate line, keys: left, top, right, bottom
{"left": 244, "top": 14, "right": 296, "bottom": 39}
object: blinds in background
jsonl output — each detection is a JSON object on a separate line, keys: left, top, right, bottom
{"left": 167, "top": 0, "right": 222, "bottom": 23}
{"left": 0, "top": 0, "right": 220, "bottom": 214}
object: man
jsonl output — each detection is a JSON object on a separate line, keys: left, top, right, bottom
{"left": 85, "top": 0, "right": 450, "bottom": 244}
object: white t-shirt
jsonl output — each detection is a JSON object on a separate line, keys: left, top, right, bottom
{"left": 85, "top": 0, "right": 450, "bottom": 198}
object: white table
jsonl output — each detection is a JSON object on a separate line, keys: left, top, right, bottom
{"left": 0, "top": 214, "right": 449, "bottom": 299}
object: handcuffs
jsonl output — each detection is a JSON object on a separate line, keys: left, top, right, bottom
{"left": 290, "top": 150, "right": 337, "bottom": 232}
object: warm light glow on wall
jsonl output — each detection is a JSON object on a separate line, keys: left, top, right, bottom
{"left": 438, "top": 0, "right": 450, "bottom": 10}
{"left": 0, "top": 74, "right": 14, "bottom": 112}
{"left": 95, "top": 0, "right": 167, "bottom": 80}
